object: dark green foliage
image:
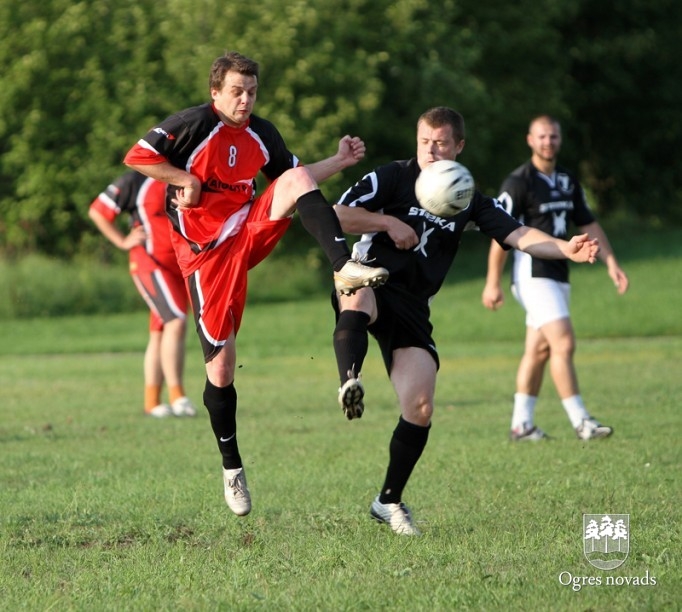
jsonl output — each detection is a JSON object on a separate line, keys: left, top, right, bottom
{"left": 559, "top": 0, "right": 682, "bottom": 221}
{"left": 0, "top": 0, "right": 177, "bottom": 256}
{"left": 0, "top": 0, "right": 678, "bottom": 259}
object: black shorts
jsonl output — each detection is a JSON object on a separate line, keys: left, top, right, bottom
{"left": 331, "top": 284, "right": 439, "bottom": 375}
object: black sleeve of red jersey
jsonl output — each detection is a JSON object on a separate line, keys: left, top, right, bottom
{"left": 142, "top": 112, "right": 200, "bottom": 169}
{"left": 253, "top": 117, "right": 298, "bottom": 182}
{"left": 108, "top": 171, "right": 146, "bottom": 215}
{"left": 133, "top": 105, "right": 217, "bottom": 171}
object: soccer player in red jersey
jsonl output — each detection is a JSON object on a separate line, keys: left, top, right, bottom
{"left": 89, "top": 171, "right": 197, "bottom": 418}
{"left": 124, "top": 51, "right": 387, "bottom": 516}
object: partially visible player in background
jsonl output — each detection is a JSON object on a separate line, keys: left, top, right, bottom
{"left": 481, "top": 114, "right": 629, "bottom": 442}
{"left": 89, "top": 171, "right": 197, "bottom": 418}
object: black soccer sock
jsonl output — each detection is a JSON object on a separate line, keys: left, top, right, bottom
{"left": 203, "top": 378, "right": 242, "bottom": 470}
{"left": 333, "top": 310, "right": 370, "bottom": 383}
{"left": 296, "top": 190, "right": 351, "bottom": 272}
{"left": 379, "top": 417, "right": 431, "bottom": 504}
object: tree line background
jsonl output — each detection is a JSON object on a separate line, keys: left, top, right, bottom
{"left": 1, "top": 0, "right": 680, "bottom": 261}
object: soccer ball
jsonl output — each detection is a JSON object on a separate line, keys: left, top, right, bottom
{"left": 415, "top": 160, "right": 475, "bottom": 217}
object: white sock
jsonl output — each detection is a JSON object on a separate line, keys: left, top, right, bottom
{"left": 512, "top": 393, "right": 537, "bottom": 431}
{"left": 562, "top": 395, "right": 590, "bottom": 428}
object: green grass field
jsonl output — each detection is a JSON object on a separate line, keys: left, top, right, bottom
{"left": 1, "top": 241, "right": 680, "bottom": 610}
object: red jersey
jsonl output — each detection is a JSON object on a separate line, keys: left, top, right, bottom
{"left": 89, "top": 172, "right": 177, "bottom": 270}
{"left": 124, "top": 103, "right": 300, "bottom": 275}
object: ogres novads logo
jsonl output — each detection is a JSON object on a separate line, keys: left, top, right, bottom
{"left": 558, "top": 514, "right": 657, "bottom": 591}
{"left": 583, "top": 514, "right": 629, "bottom": 570}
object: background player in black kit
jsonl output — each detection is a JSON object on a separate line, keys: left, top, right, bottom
{"left": 481, "top": 114, "right": 629, "bottom": 442}
{"left": 331, "top": 107, "right": 601, "bottom": 535}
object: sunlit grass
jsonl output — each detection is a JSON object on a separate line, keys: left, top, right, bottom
{"left": 1, "top": 274, "right": 680, "bottom": 610}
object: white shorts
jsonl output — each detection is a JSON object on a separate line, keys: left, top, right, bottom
{"left": 511, "top": 278, "right": 571, "bottom": 330}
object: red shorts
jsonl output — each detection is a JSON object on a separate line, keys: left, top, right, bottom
{"left": 129, "top": 246, "right": 189, "bottom": 332}
{"left": 185, "top": 183, "right": 291, "bottom": 362}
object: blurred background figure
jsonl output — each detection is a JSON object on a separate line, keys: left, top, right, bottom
{"left": 482, "top": 115, "right": 629, "bottom": 441}
{"left": 89, "top": 171, "right": 197, "bottom": 418}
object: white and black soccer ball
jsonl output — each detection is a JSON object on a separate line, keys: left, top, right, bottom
{"left": 415, "top": 160, "right": 475, "bottom": 217}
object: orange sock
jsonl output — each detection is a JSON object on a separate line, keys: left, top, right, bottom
{"left": 169, "top": 385, "right": 185, "bottom": 404}
{"left": 145, "top": 385, "right": 163, "bottom": 411}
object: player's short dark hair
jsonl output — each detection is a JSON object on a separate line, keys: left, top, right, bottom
{"left": 209, "top": 52, "right": 260, "bottom": 91}
{"left": 528, "top": 114, "right": 561, "bottom": 132}
{"left": 418, "top": 107, "right": 465, "bottom": 142}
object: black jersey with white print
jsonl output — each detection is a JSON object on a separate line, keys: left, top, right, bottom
{"left": 337, "top": 158, "right": 521, "bottom": 302}
{"left": 498, "top": 160, "right": 595, "bottom": 283}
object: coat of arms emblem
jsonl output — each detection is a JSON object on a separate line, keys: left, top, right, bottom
{"left": 583, "top": 514, "right": 629, "bottom": 570}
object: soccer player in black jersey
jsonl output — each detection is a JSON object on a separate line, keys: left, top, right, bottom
{"left": 331, "top": 107, "right": 601, "bottom": 535}
{"left": 482, "top": 115, "right": 629, "bottom": 442}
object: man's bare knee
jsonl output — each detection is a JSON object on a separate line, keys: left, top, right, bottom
{"left": 282, "top": 166, "right": 317, "bottom": 194}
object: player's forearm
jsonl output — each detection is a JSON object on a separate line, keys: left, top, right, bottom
{"left": 306, "top": 155, "right": 350, "bottom": 184}
{"left": 88, "top": 209, "right": 126, "bottom": 249}
{"left": 333, "top": 205, "right": 390, "bottom": 235}
{"left": 485, "top": 241, "right": 508, "bottom": 285}
{"left": 125, "top": 161, "right": 198, "bottom": 190}
{"left": 510, "top": 226, "right": 570, "bottom": 259}
{"left": 523, "top": 238, "right": 572, "bottom": 260}
{"left": 580, "top": 221, "right": 617, "bottom": 265}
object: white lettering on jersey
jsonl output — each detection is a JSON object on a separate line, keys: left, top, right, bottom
{"left": 539, "top": 200, "right": 574, "bottom": 213}
{"left": 408, "top": 207, "right": 456, "bottom": 231}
